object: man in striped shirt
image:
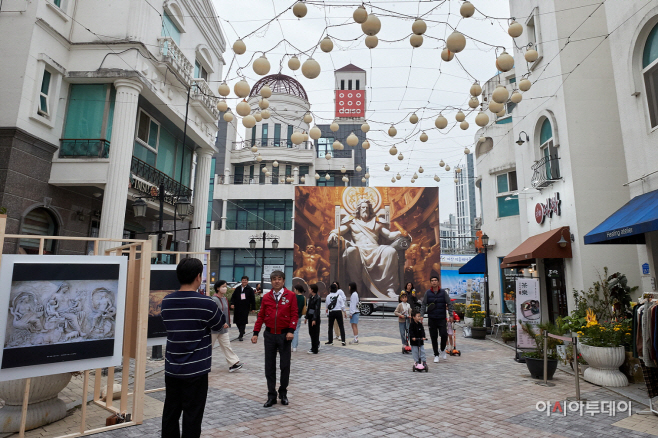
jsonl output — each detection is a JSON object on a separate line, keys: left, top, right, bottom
{"left": 161, "top": 258, "right": 226, "bottom": 438}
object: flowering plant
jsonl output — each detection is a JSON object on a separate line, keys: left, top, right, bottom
{"left": 576, "top": 309, "right": 632, "bottom": 348}
{"left": 465, "top": 303, "right": 481, "bottom": 318}
{"left": 472, "top": 311, "right": 486, "bottom": 328}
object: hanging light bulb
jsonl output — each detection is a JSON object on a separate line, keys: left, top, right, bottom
{"left": 254, "top": 112, "right": 263, "bottom": 122}
{"left": 496, "top": 51, "right": 514, "bottom": 72}
{"left": 256, "top": 153, "right": 263, "bottom": 162}
{"left": 418, "top": 166, "right": 424, "bottom": 173}
{"left": 460, "top": 121, "right": 469, "bottom": 130}
{"left": 439, "top": 159, "right": 445, "bottom": 167}
{"left": 309, "top": 126, "right": 321, "bottom": 140}
{"left": 356, "top": 165, "right": 362, "bottom": 172}
{"left": 412, "top": 18, "right": 427, "bottom": 35}
{"left": 508, "top": 20, "right": 523, "bottom": 38}
{"left": 361, "top": 13, "right": 381, "bottom": 36}
{"left": 234, "top": 79, "right": 250, "bottom": 98}
{"left": 262, "top": 166, "right": 267, "bottom": 173}
{"left": 292, "top": 1, "right": 307, "bottom": 18}
{"left": 384, "top": 164, "right": 390, "bottom": 171}
{"left": 445, "top": 164, "right": 451, "bottom": 171}
{"left": 291, "top": 131, "right": 304, "bottom": 145}
{"left": 411, "top": 178, "right": 416, "bottom": 183}
{"left": 260, "top": 85, "right": 272, "bottom": 98}
{"left": 446, "top": 31, "right": 466, "bottom": 53}
{"left": 413, "top": 172, "right": 418, "bottom": 179}
{"left": 363, "top": 177, "right": 367, "bottom": 183}
{"left": 525, "top": 48, "right": 539, "bottom": 63}
{"left": 455, "top": 111, "right": 466, "bottom": 122}
{"left": 519, "top": 78, "right": 532, "bottom": 92}
{"left": 242, "top": 115, "right": 256, "bottom": 128}
{"left": 346, "top": 132, "right": 359, "bottom": 147}
{"left": 454, "top": 178, "right": 459, "bottom": 183}
{"left": 391, "top": 177, "right": 396, "bottom": 183}
{"left": 353, "top": 5, "right": 368, "bottom": 23}
{"left": 435, "top": 114, "right": 448, "bottom": 129}
{"left": 342, "top": 175, "right": 349, "bottom": 183}
{"left": 361, "top": 122, "right": 370, "bottom": 133}
{"left": 492, "top": 85, "right": 509, "bottom": 104}
{"left": 261, "top": 109, "right": 271, "bottom": 119}
{"left": 300, "top": 176, "right": 306, "bottom": 183}
{"left": 303, "top": 113, "right": 313, "bottom": 124}
{"left": 302, "top": 57, "right": 321, "bottom": 79}
{"left": 434, "top": 175, "right": 440, "bottom": 182}
{"left": 253, "top": 55, "right": 271, "bottom": 75}
{"left": 341, "top": 165, "right": 347, "bottom": 174}
{"left": 456, "top": 167, "right": 463, "bottom": 173}
{"left": 488, "top": 100, "right": 504, "bottom": 113}
{"left": 272, "top": 160, "right": 279, "bottom": 167}
{"left": 496, "top": 109, "right": 506, "bottom": 118}
{"left": 333, "top": 140, "right": 344, "bottom": 150}
{"left": 397, "top": 153, "right": 404, "bottom": 161}
{"left": 511, "top": 91, "right": 523, "bottom": 104}
{"left": 325, "top": 173, "right": 331, "bottom": 180}
{"left": 259, "top": 98, "right": 269, "bottom": 109}
{"left": 410, "top": 34, "right": 423, "bottom": 48}
{"left": 396, "top": 173, "right": 402, "bottom": 180}
{"left": 288, "top": 55, "right": 301, "bottom": 71}
{"left": 330, "top": 121, "right": 339, "bottom": 132}
{"left": 223, "top": 110, "right": 234, "bottom": 122}
{"left": 251, "top": 145, "right": 258, "bottom": 153}
{"left": 420, "top": 132, "right": 428, "bottom": 142}
{"left": 460, "top": 1, "right": 475, "bottom": 18}
{"left": 315, "top": 173, "right": 320, "bottom": 180}
{"left": 325, "top": 153, "right": 331, "bottom": 160}
{"left": 320, "top": 36, "right": 333, "bottom": 53}
{"left": 233, "top": 39, "right": 246, "bottom": 55}
{"left": 441, "top": 47, "right": 454, "bottom": 62}
{"left": 475, "top": 111, "right": 489, "bottom": 127}
{"left": 362, "top": 140, "right": 370, "bottom": 149}
{"left": 286, "top": 176, "right": 293, "bottom": 183}
{"left": 364, "top": 172, "right": 370, "bottom": 179}
{"left": 236, "top": 100, "right": 251, "bottom": 117}
{"left": 303, "top": 132, "right": 309, "bottom": 142}
{"left": 389, "top": 145, "right": 398, "bottom": 155}
{"left": 470, "top": 81, "right": 482, "bottom": 97}
{"left": 217, "top": 100, "right": 228, "bottom": 112}
{"left": 469, "top": 97, "right": 479, "bottom": 109}
{"left": 365, "top": 35, "right": 379, "bottom": 49}
{"left": 388, "top": 125, "right": 397, "bottom": 137}
{"left": 218, "top": 82, "right": 230, "bottom": 96}
{"left": 409, "top": 113, "right": 419, "bottom": 124}
{"left": 265, "top": 171, "right": 271, "bottom": 177}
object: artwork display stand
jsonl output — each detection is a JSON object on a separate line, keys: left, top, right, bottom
{"left": 0, "top": 214, "right": 151, "bottom": 438}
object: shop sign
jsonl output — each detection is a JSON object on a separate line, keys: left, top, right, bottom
{"left": 516, "top": 279, "right": 540, "bottom": 349}
{"left": 441, "top": 254, "right": 475, "bottom": 264}
{"left": 263, "top": 264, "right": 285, "bottom": 281}
{"left": 535, "top": 192, "right": 561, "bottom": 224}
{"left": 335, "top": 90, "right": 365, "bottom": 118}
{"left": 129, "top": 175, "right": 177, "bottom": 205}
{"left": 643, "top": 263, "right": 650, "bottom": 275}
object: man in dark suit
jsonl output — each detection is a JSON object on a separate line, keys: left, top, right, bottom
{"left": 231, "top": 276, "right": 256, "bottom": 341}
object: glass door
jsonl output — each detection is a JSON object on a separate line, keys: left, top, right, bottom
{"left": 544, "top": 258, "right": 568, "bottom": 323}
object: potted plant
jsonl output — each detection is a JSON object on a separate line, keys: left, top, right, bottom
{"left": 454, "top": 303, "right": 465, "bottom": 319}
{"left": 471, "top": 311, "right": 487, "bottom": 339}
{"left": 464, "top": 303, "right": 480, "bottom": 328}
{"left": 501, "top": 330, "right": 516, "bottom": 344}
{"left": 520, "top": 322, "right": 561, "bottom": 380}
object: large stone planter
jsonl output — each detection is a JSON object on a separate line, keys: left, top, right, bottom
{"left": 579, "top": 344, "right": 628, "bottom": 387}
{"left": 471, "top": 327, "right": 487, "bottom": 339}
{"left": 0, "top": 373, "right": 72, "bottom": 432}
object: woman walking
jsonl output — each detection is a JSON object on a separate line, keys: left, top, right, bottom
{"left": 306, "top": 284, "right": 321, "bottom": 354}
{"left": 211, "top": 280, "right": 243, "bottom": 372}
{"left": 291, "top": 285, "right": 307, "bottom": 352}
{"left": 348, "top": 282, "right": 360, "bottom": 345}
{"left": 394, "top": 292, "right": 412, "bottom": 354}
{"left": 405, "top": 282, "right": 419, "bottom": 312}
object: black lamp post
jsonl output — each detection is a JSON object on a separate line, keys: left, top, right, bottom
{"left": 482, "top": 232, "right": 491, "bottom": 329}
{"left": 249, "top": 232, "right": 279, "bottom": 293}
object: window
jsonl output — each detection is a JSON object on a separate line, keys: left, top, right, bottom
{"left": 251, "top": 126, "right": 257, "bottom": 143}
{"left": 496, "top": 171, "right": 519, "bottom": 218}
{"left": 356, "top": 79, "right": 360, "bottom": 90}
{"left": 299, "top": 165, "right": 309, "bottom": 178}
{"left": 207, "top": 157, "right": 215, "bottom": 234}
{"left": 340, "top": 80, "right": 345, "bottom": 90}
{"left": 272, "top": 164, "right": 279, "bottom": 185}
{"left": 287, "top": 125, "right": 294, "bottom": 148}
{"left": 317, "top": 136, "right": 334, "bottom": 158}
{"left": 348, "top": 80, "right": 352, "bottom": 90}
{"left": 161, "top": 12, "right": 181, "bottom": 45}
{"left": 643, "top": 23, "right": 658, "bottom": 128}
{"left": 134, "top": 110, "right": 159, "bottom": 166}
{"left": 539, "top": 119, "right": 560, "bottom": 180}
{"left": 525, "top": 8, "right": 542, "bottom": 68}
{"left": 19, "top": 208, "right": 58, "bottom": 254}
{"left": 194, "top": 60, "right": 208, "bottom": 81}
{"left": 262, "top": 123, "right": 269, "bottom": 144}
{"left": 285, "top": 164, "right": 292, "bottom": 184}
{"left": 317, "top": 173, "right": 337, "bottom": 187}
{"left": 53, "top": 0, "right": 62, "bottom": 6}
{"left": 234, "top": 165, "right": 244, "bottom": 185}
{"left": 219, "top": 249, "right": 293, "bottom": 284}
{"left": 274, "top": 123, "right": 281, "bottom": 147}
{"left": 225, "top": 200, "right": 293, "bottom": 230}
{"left": 38, "top": 70, "right": 52, "bottom": 116}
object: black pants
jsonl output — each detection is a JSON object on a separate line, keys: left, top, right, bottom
{"left": 428, "top": 318, "right": 448, "bottom": 357}
{"left": 308, "top": 319, "right": 321, "bottom": 353}
{"left": 162, "top": 374, "right": 208, "bottom": 438}
{"left": 327, "top": 310, "right": 345, "bottom": 343}
{"left": 264, "top": 330, "right": 292, "bottom": 399}
{"left": 236, "top": 323, "right": 246, "bottom": 338}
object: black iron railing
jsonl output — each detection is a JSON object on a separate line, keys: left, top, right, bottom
{"left": 317, "top": 149, "right": 352, "bottom": 159}
{"left": 233, "top": 139, "right": 313, "bottom": 150}
{"left": 59, "top": 139, "right": 110, "bottom": 158}
{"left": 531, "top": 155, "right": 561, "bottom": 188}
{"left": 131, "top": 156, "right": 192, "bottom": 199}
{"left": 226, "top": 220, "right": 292, "bottom": 231}
{"left": 218, "top": 174, "right": 301, "bottom": 185}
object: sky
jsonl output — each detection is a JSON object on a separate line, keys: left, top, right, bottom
{"left": 212, "top": 0, "right": 513, "bottom": 220}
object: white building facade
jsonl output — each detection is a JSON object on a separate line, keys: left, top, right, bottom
{"left": 0, "top": 0, "right": 224, "bottom": 255}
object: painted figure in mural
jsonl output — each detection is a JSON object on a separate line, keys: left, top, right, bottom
{"left": 328, "top": 199, "right": 408, "bottom": 299}
{"left": 293, "top": 244, "right": 331, "bottom": 285}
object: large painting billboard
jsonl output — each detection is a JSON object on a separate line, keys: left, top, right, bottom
{"left": 294, "top": 187, "right": 439, "bottom": 299}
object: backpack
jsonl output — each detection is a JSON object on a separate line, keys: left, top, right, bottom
{"left": 327, "top": 293, "right": 339, "bottom": 311}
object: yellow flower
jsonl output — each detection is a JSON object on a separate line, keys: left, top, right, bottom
{"left": 586, "top": 309, "right": 598, "bottom": 325}
{"left": 577, "top": 331, "right": 584, "bottom": 336}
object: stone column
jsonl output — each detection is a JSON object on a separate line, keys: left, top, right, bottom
{"left": 98, "top": 78, "right": 142, "bottom": 253}
{"left": 221, "top": 199, "right": 227, "bottom": 230}
{"left": 190, "top": 150, "right": 212, "bottom": 253}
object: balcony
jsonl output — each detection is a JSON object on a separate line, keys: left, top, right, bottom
{"left": 317, "top": 149, "right": 352, "bottom": 159}
{"left": 225, "top": 220, "right": 292, "bottom": 231}
{"left": 233, "top": 139, "right": 314, "bottom": 150}
{"left": 190, "top": 78, "right": 220, "bottom": 122}
{"left": 531, "top": 155, "right": 561, "bottom": 189}
{"left": 217, "top": 174, "right": 306, "bottom": 185}
{"left": 157, "top": 37, "right": 193, "bottom": 86}
{"left": 130, "top": 156, "right": 192, "bottom": 200}
{"left": 58, "top": 139, "right": 110, "bottom": 158}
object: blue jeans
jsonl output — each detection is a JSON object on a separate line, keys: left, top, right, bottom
{"left": 399, "top": 320, "right": 409, "bottom": 345}
{"left": 412, "top": 345, "right": 426, "bottom": 363}
{"left": 291, "top": 317, "right": 303, "bottom": 349}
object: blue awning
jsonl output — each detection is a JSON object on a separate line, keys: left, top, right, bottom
{"left": 458, "top": 253, "right": 486, "bottom": 274}
{"left": 584, "top": 189, "right": 658, "bottom": 245}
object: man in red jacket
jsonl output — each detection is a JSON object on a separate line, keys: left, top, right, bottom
{"left": 251, "top": 270, "right": 298, "bottom": 407}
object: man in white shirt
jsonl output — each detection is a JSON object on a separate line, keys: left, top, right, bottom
{"left": 347, "top": 282, "right": 360, "bottom": 344}
{"left": 325, "top": 282, "right": 346, "bottom": 346}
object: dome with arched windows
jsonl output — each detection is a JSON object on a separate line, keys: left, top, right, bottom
{"left": 249, "top": 74, "right": 308, "bottom": 101}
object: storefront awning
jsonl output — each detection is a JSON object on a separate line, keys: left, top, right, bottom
{"left": 501, "top": 226, "right": 572, "bottom": 266}
{"left": 500, "top": 260, "right": 534, "bottom": 270}
{"left": 584, "top": 189, "right": 658, "bottom": 245}
{"left": 458, "top": 253, "right": 486, "bottom": 274}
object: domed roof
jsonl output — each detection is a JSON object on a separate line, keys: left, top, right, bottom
{"left": 249, "top": 74, "right": 308, "bottom": 101}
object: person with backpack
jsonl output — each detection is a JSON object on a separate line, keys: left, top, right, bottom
{"left": 306, "top": 284, "right": 321, "bottom": 354}
{"left": 420, "top": 275, "right": 455, "bottom": 363}
{"left": 210, "top": 280, "right": 243, "bottom": 372}
{"left": 291, "top": 285, "right": 307, "bottom": 352}
{"left": 325, "top": 283, "right": 346, "bottom": 346}
{"left": 347, "top": 282, "right": 360, "bottom": 345}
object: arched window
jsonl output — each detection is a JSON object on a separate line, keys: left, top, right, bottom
{"left": 19, "top": 208, "right": 58, "bottom": 254}
{"left": 539, "top": 118, "right": 560, "bottom": 180}
{"left": 643, "top": 22, "right": 658, "bottom": 128}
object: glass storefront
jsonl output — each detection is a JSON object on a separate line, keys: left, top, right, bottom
{"left": 499, "top": 257, "right": 522, "bottom": 314}
{"left": 218, "top": 249, "right": 294, "bottom": 286}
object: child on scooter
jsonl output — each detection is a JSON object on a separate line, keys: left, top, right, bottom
{"left": 409, "top": 309, "right": 428, "bottom": 370}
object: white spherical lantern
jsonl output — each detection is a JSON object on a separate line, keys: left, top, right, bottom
{"left": 309, "top": 126, "right": 322, "bottom": 140}
{"left": 265, "top": 171, "right": 271, "bottom": 177}
{"left": 410, "top": 34, "right": 423, "bottom": 48}
{"left": 333, "top": 140, "right": 344, "bottom": 150}
{"left": 435, "top": 114, "right": 448, "bottom": 129}
{"left": 460, "top": 1, "right": 475, "bottom": 18}
{"left": 315, "top": 173, "right": 320, "bottom": 180}
{"left": 396, "top": 173, "right": 402, "bottom": 180}
{"left": 346, "top": 132, "right": 359, "bottom": 147}
{"left": 362, "top": 140, "right": 370, "bottom": 149}
{"left": 236, "top": 100, "right": 251, "bottom": 117}
{"left": 418, "top": 166, "right": 424, "bottom": 173}
{"left": 492, "top": 85, "right": 509, "bottom": 104}
{"left": 496, "top": 109, "right": 506, "bottom": 117}
{"left": 420, "top": 132, "right": 428, "bottom": 142}
{"left": 445, "top": 164, "right": 451, "bottom": 171}
{"left": 464, "top": 147, "right": 471, "bottom": 155}
{"left": 353, "top": 5, "right": 368, "bottom": 23}
{"left": 488, "top": 100, "right": 504, "bottom": 113}
{"left": 441, "top": 48, "right": 454, "bottom": 62}
{"left": 321, "top": 36, "right": 333, "bottom": 53}
{"left": 302, "top": 57, "right": 321, "bottom": 79}
{"left": 384, "top": 164, "right": 390, "bottom": 171}
{"left": 457, "top": 168, "right": 462, "bottom": 173}
{"left": 330, "top": 121, "right": 339, "bottom": 132}
{"left": 411, "top": 178, "right": 416, "bottom": 184}
{"left": 470, "top": 82, "right": 482, "bottom": 97}
{"left": 254, "top": 112, "right": 263, "bottom": 122}
{"left": 454, "top": 178, "right": 459, "bottom": 183}
{"left": 469, "top": 97, "right": 479, "bottom": 109}
{"left": 388, "top": 125, "right": 397, "bottom": 137}
{"left": 261, "top": 109, "right": 271, "bottom": 119}
{"left": 409, "top": 113, "right": 419, "bottom": 124}
{"left": 455, "top": 110, "right": 466, "bottom": 122}
{"left": 325, "top": 173, "right": 331, "bottom": 180}
{"left": 446, "top": 31, "right": 466, "bottom": 53}
{"left": 365, "top": 35, "right": 378, "bottom": 49}
{"left": 340, "top": 165, "right": 346, "bottom": 174}
{"left": 288, "top": 55, "right": 301, "bottom": 71}
{"left": 233, "top": 39, "right": 246, "bottom": 55}
{"left": 389, "top": 145, "right": 398, "bottom": 155}
{"left": 460, "top": 121, "right": 469, "bottom": 130}
{"left": 253, "top": 55, "right": 271, "bottom": 75}
{"left": 391, "top": 177, "right": 396, "bottom": 183}
{"left": 475, "top": 111, "right": 489, "bottom": 127}
{"left": 291, "top": 131, "right": 304, "bottom": 145}
{"left": 259, "top": 98, "right": 269, "bottom": 109}
{"left": 303, "top": 112, "right": 313, "bottom": 124}
{"left": 272, "top": 160, "right": 279, "bottom": 168}
{"left": 223, "top": 110, "right": 234, "bottom": 122}
{"left": 439, "top": 160, "right": 445, "bottom": 167}
{"left": 510, "top": 91, "right": 523, "bottom": 104}
{"left": 242, "top": 115, "right": 256, "bottom": 128}
{"left": 361, "top": 13, "right": 381, "bottom": 36}
{"left": 525, "top": 49, "right": 539, "bottom": 63}
{"left": 519, "top": 78, "right": 532, "bottom": 92}
{"left": 508, "top": 21, "right": 523, "bottom": 38}
{"left": 300, "top": 176, "right": 306, "bottom": 183}
{"left": 342, "top": 175, "right": 349, "bottom": 183}
{"left": 398, "top": 153, "right": 404, "bottom": 161}
{"left": 412, "top": 18, "right": 427, "bottom": 35}
{"left": 234, "top": 79, "right": 250, "bottom": 98}
{"left": 292, "top": 1, "right": 307, "bottom": 18}
{"left": 303, "top": 132, "right": 309, "bottom": 142}
{"left": 325, "top": 154, "right": 331, "bottom": 161}
{"left": 434, "top": 175, "right": 440, "bottom": 182}
{"left": 496, "top": 51, "right": 514, "bottom": 72}
{"left": 363, "top": 177, "right": 367, "bottom": 183}
{"left": 413, "top": 172, "right": 418, "bottom": 179}
{"left": 260, "top": 85, "right": 272, "bottom": 98}
{"left": 286, "top": 175, "right": 293, "bottom": 183}
{"left": 251, "top": 146, "right": 258, "bottom": 153}
{"left": 218, "top": 82, "right": 230, "bottom": 96}
{"left": 361, "top": 122, "right": 370, "bottom": 133}
{"left": 217, "top": 100, "right": 228, "bottom": 112}
{"left": 257, "top": 154, "right": 263, "bottom": 162}
{"left": 356, "top": 165, "right": 362, "bottom": 172}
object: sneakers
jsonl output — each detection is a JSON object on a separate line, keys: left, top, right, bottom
{"left": 238, "top": 336, "right": 243, "bottom": 342}
{"left": 440, "top": 350, "right": 448, "bottom": 361}
{"left": 349, "top": 340, "right": 359, "bottom": 345}
{"left": 292, "top": 348, "right": 297, "bottom": 352}
{"left": 307, "top": 349, "right": 318, "bottom": 354}
{"left": 228, "top": 362, "right": 243, "bottom": 372}
{"left": 341, "top": 341, "right": 346, "bottom": 346}
{"left": 325, "top": 341, "right": 333, "bottom": 345}
{"left": 434, "top": 355, "right": 440, "bottom": 363}
{"left": 422, "top": 361, "right": 428, "bottom": 369}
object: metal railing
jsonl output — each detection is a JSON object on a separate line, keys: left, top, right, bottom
{"left": 531, "top": 155, "right": 561, "bottom": 189}
{"left": 218, "top": 174, "right": 303, "bottom": 185}
{"left": 130, "top": 156, "right": 192, "bottom": 199}
{"left": 58, "top": 139, "right": 110, "bottom": 158}
{"left": 157, "top": 37, "right": 193, "bottom": 85}
{"left": 225, "top": 220, "right": 292, "bottom": 231}
{"left": 191, "top": 78, "right": 220, "bottom": 119}
{"left": 317, "top": 149, "right": 352, "bottom": 159}
{"left": 233, "top": 139, "right": 314, "bottom": 150}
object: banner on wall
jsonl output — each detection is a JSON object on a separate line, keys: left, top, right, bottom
{"left": 441, "top": 268, "right": 483, "bottom": 302}
{"left": 516, "top": 278, "right": 540, "bottom": 349}
{"left": 263, "top": 265, "right": 285, "bottom": 281}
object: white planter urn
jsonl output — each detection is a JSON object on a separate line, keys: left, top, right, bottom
{"left": 579, "top": 344, "right": 628, "bottom": 387}
{"left": 0, "top": 373, "right": 72, "bottom": 432}
{"left": 464, "top": 317, "right": 474, "bottom": 328}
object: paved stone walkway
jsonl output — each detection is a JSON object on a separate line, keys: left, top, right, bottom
{"left": 8, "top": 317, "right": 658, "bottom": 437}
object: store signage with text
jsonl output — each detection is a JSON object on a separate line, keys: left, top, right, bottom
{"left": 535, "top": 192, "right": 561, "bottom": 224}
{"left": 335, "top": 90, "right": 365, "bottom": 118}
{"left": 516, "top": 279, "right": 540, "bottom": 349}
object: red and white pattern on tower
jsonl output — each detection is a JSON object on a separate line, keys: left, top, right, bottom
{"left": 335, "top": 90, "right": 365, "bottom": 118}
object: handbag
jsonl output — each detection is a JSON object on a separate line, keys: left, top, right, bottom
{"left": 301, "top": 296, "right": 308, "bottom": 315}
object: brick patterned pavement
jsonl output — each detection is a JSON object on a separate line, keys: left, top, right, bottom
{"left": 9, "top": 316, "right": 658, "bottom": 437}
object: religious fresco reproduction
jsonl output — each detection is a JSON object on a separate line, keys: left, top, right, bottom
{"left": 294, "top": 187, "right": 440, "bottom": 300}
{"left": 148, "top": 266, "right": 180, "bottom": 342}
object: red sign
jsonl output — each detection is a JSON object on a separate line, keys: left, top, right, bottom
{"left": 335, "top": 90, "right": 365, "bottom": 118}
{"left": 535, "top": 192, "right": 561, "bottom": 224}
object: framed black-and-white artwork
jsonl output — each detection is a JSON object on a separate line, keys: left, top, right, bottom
{"left": 0, "top": 255, "right": 128, "bottom": 381}
{"left": 147, "top": 265, "right": 180, "bottom": 347}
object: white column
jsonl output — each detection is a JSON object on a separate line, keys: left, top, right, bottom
{"left": 221, "top": 199, "right": 228, "bottom": 230}
{"left": 98, "top": 78, "right": 143, "bottom": 252}
{"left": 190, "top": 150, "right": 212, "bottom": 253}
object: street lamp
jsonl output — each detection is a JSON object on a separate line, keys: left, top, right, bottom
{"left": 249, "top": 232, "right": 280, "bottom": 294}
{"left": 132, "top": 198, "right": 148, "bottom": 218}
{"left": 482, "top": 233, "right": 491, "bottom": 329}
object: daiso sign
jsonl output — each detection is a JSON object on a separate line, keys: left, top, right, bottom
{"left": 335, "top": 90, "right": 365, "bottom": 118}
